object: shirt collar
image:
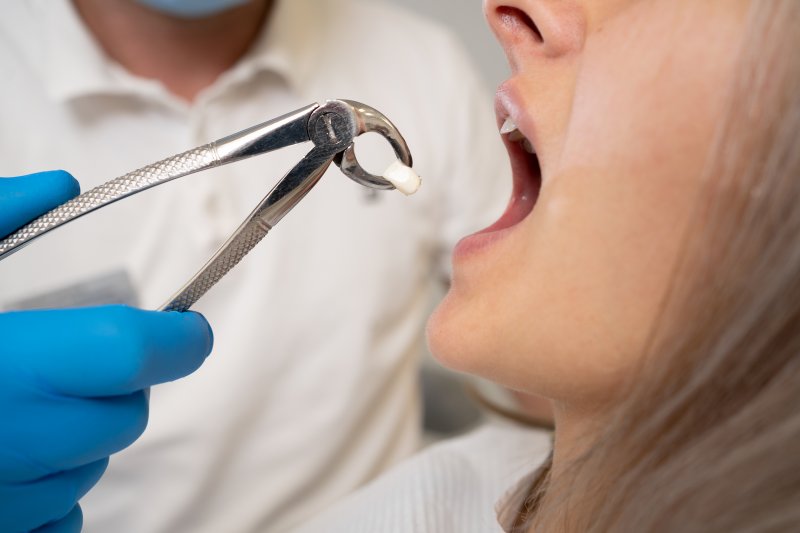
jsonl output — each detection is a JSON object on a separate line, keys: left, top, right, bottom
{"left": 214, "top": 0, "right": 324, "bottom": 97}
{"left": 40, "top": 0, "right": 324, "bottom": 104}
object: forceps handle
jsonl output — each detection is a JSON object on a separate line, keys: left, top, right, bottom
{"left": 0, "top": 103, "right": 319, "bottom": 262}
{"left": 158, "top": 143, "right": 339, "bottom": 312}
{"left": 0, "top": 145, "right": 220, "bottom": 260}
{"left": 159, "top": 219, "right": 271, "bottom": 312}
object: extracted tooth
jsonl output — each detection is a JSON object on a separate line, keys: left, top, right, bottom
{"left": 383, "top": 160, "right": 421, "bottom": 196}
{"left": 522, "top": 138, "right": 536, "bottom": 154}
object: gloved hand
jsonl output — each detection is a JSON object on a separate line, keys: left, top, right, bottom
{"left": 0, "top": 171, "right": 214, "bottom": 533}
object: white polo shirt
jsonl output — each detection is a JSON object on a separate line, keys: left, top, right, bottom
{"left": 0, "top": 1, "right": 510, "bottom": 531}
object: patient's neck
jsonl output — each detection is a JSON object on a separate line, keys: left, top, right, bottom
{"left": 72, "top": 0, "right": 272, "bottom": 102}
{"left": 550, "top": 402, "right": 608, "bottom": 477}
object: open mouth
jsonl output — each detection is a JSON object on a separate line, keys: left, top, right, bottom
{"left": 476, "top": 116, "right": 542, "bottom": 236}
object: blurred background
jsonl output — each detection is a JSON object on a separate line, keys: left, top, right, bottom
{"left": 387, "top": 0, "right": 508, "bottom": 91}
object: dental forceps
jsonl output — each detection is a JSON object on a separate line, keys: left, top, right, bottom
{"left": 0, "top": 100, "right": 414, "bottom": 312}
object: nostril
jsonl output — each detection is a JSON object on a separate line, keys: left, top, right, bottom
{"left": 496, "top": 6, "right": 543, "bottom": 43}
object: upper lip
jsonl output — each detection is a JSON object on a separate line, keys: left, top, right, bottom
{"left": 495, "top": 82, "right": 541, "bottom": 163}
{"left": 495, "top": 79, "right": 544, "bottom": 181}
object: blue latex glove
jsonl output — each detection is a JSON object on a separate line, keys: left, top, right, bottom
{"left": 0, "top": 172, "right": 214, "bottom": 533}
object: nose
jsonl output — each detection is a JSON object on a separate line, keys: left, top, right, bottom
{"left": 484, "top": 0, "right": 586, "bottom": 69}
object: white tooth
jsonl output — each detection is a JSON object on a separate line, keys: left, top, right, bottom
{"left": 500, "top": 118, "right": 528, "bottom": 143}
{"left": 383, "top": 160, "right": 421, "bottom": 196}
{"left": 522, "top": 139, "right": 536, "bottom": 154}
{"left": 500, "top": 118, "right": 517, "bottom": 135}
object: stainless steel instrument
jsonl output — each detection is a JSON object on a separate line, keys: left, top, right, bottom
{"left": 0, "top": 100, "right": 414, "bottom": 312}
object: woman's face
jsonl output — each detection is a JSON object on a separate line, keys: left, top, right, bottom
{"left": 428, "top": 0, "right": 749, "bottom": 408}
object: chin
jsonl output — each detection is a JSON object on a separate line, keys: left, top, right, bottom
{"left": 426, "top": 288, "right": 473, "bottom": 372}
{"left": 427, "top": 284, "right": 554, "bottom": 400}
{"left": 425, "top": 285, "right": 499, "bottom": 381}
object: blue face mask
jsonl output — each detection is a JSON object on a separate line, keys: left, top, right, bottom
{"left": 135, "top": 0, "right": 252, "bottom": 18}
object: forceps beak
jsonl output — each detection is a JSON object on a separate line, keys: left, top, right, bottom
{"left": 332, "top": 100, "right": 414, "bottom": 191}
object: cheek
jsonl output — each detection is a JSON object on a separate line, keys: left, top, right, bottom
{"left": 563, "top": 0, "right": 747, "bottom": 173}
{"left": 428, "top": 169, "right": 691, "bottom": 402}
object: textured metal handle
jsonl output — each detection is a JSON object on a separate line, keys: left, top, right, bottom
{"left": 159, "top": 137, "right": 340, "bottom": 312}
{"left": 0, "top": 145, "right": 219, "bottom": 260}
{"left": 159, "top": 220, "right": 271, "bottom": 312}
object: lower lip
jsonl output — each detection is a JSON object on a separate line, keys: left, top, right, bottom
{"left": 453, "top": 193, "right": 536, "bottom": 258}
{"left": 453, "top": 142, "right": 540, "bottom": 260}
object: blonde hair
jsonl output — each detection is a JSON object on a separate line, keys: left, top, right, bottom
{"left": 515, "top": 1, "right": 800, "bottom": 531}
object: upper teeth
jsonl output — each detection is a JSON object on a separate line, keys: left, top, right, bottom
{"left": 500, "top": 118, "right": 536, "bottom": 154}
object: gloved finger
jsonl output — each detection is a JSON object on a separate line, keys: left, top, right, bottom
{"left": 0, "top": 171, "right": 80, "bottom": 237}
{"left": 0, "top": 459, "right": 106, "bottom": 533}
{"left": 33, "top": 505, "right": 82, "bottom": 533}
{"left": 0, "top": 305, "right": 214, "bottom": 397}
{"left": 0, "top": 393, "right": 146, "bottom": 483}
